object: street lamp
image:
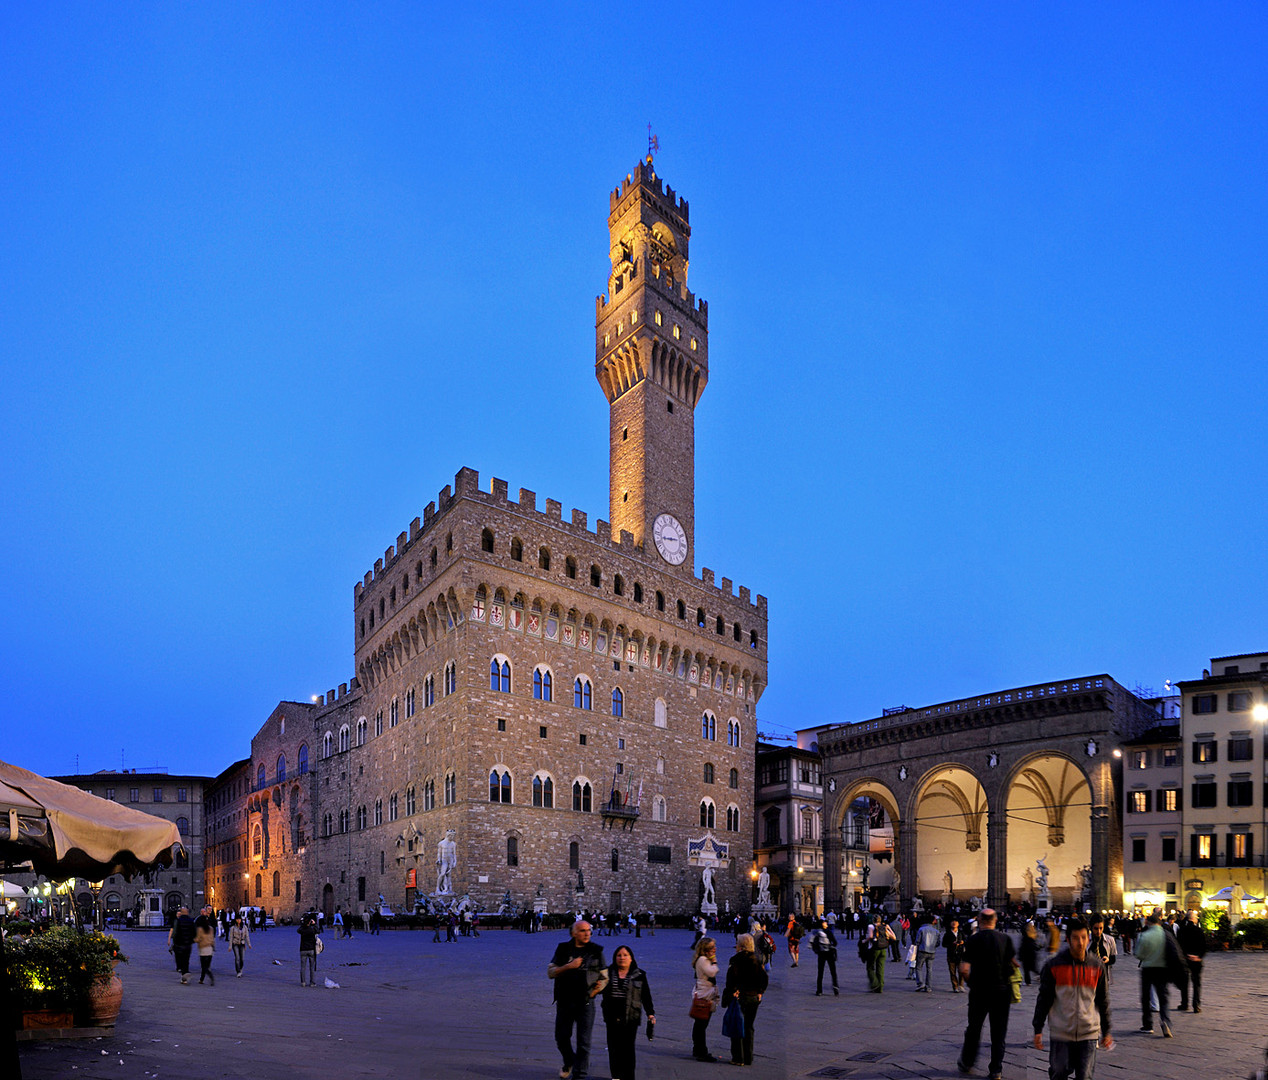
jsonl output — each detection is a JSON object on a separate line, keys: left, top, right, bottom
{"left": 1252, "top": 703, "right": 1267, "bottom": 724}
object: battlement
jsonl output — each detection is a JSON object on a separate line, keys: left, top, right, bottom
{"left": 353, "top": 466, "right": 765, "bottom": 618}
{"left": 609, "top": 159, "right": 689, "bottom": 220}
{"left": 596, "top": 261, "right": 709, "bottom": 322}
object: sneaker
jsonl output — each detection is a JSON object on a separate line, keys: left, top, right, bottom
{"left": 1138, "top": 1026, "right": 1153, "bottom": 1033}
{"left": 1193, "top": 1006, "right": 1202, "bottom": 1014}
{"left": 559, "top": 1070, "right": 572, "bottom": 1080}
{"left": 1161, "top": 1024, "right": 1173, "bottom": 1038}
{"left": 833, "top": 987, "right": 839, "bottom": 996}
{"left": 956, "top": 1061, "right": 972, "bottom": 1076}
{"left": 1178, "top": 1004, "right": 1190, "bottom": 1012}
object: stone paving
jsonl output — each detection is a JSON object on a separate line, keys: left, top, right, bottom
{"left": 17, "top": 927, "right": 1268, "bottom": 1079}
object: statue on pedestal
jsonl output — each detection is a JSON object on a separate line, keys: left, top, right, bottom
{"left": 1021, "top": 866, "right": 1034, "bottom": 903}
{"left": 436, "top": 830, "right": 457, "bottom": 895}
{"left": 942, "top": 870, "right": 953, "bottom": 904}
{"left": 1231, "top": 883, "right": 1245, "bottom": 920}
{"left": 1035, "top": 855, "right": 1050, "bottom": 897}
{"left": 756, "top": 867, "right": 771, "bottom": 907}
{"left": 702, "top": 865, "right": 716, "bottom": 908}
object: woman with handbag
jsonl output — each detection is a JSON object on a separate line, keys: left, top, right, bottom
{"left": 690, "top": 937, "right": 720, "bottom": 1061}
{"left": 722, "top": 933, "right": 768, "bottom": 1067}
{"left": 600, "top": 945, "right": 654, "bottom": 1080}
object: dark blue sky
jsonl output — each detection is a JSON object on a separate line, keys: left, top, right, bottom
{"left": 3, "top": 4, "right": 1266, "bottom": 778}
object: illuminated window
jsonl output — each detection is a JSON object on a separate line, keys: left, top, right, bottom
{"left": 655, "top": 310, "right": 662, "bottom": 326}
{"left": 1128, "top": 791, "right": 1151, "bottom": 813}
{"left": 1160, "top": 789, "right": 1179, "bottom": 811}
{"left": 690, "top": 337, "right": 697, "bottom": 351}
{"left": 672, "top": 324, "right": 681, "bottom": 339}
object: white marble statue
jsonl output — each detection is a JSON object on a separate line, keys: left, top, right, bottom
{"left": 1231, "top": 883, "right": 1245, "bottom": 920}
{"left": 1035, "top": 855, "right": 1050, "bottom": 896}
{"left": 436, "top": 829, "right": 457, "bottom": 894}
{"left": 702, "top": 865, "right": 716, "bottom": 908}
{"left": 756, "top": 866, "right": 771, "bottom": 907}
{"left": 1022, "top": 867, "right": 1034, "bottom": 900}
{"left": 943, "top": 870, "right": 953, "bottom": 898}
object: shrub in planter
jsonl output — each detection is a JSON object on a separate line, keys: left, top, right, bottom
{"left": 8, "top": 927, "right": 128, "bottom": 1015}
{"left": 1235, "top": 917, "right": 1268, "bottom": 949}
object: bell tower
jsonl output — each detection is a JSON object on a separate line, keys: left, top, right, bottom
{"left": 596, "top": 158, "right": 708, "bottom": 572}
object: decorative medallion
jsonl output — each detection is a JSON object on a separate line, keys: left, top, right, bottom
{"left": 472, "top": 598, "right": 485, "bottom": 621}
{"left": 898, "top": 765, "right": 908, "bottom": 781}
{"left": 545, "top": 617, "right": 558, "bottom": 640}
{"left": 988, "top": 751, "right": 999, "bottom": 769}
{"left": 562, "top": 624, "right": 574, "bottom": 645}
{"left": 527, "top": 613, "right": 540, "bottom": 635}
{"left": 1085, "top": 739, "right": 1098, "bottom": 757}
{"left": 489, "top": 603, "right": 504, "bottom": 627}
{"left": 827, "top": 778, "right": 837, "bottom": 793}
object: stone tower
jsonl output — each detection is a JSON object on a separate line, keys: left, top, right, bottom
{"left": 596, "top": 157, "right": 709, "bottom": 572}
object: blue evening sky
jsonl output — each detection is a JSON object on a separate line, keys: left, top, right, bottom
{"left": 3, "top": 4, "right": 1266, "bottom": 779}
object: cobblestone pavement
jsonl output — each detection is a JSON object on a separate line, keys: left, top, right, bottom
{"left": 17, "top": 927, "right": 1268, "bottom": 1079}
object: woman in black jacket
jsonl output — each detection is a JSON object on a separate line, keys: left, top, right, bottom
{"left": 722, "top": 933, "right": 769, "bottom": 1066}
{"left": 601, "top": 945, "right": 654, "bottom": 1080}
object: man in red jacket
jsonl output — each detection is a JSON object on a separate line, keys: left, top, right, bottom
{"left": 1033, "top": 917, "right": 1113, "bottom": 1079}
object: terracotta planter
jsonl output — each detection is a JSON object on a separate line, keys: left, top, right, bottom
{"left": 81, "top": 970, "right": 124, "bottom": 1027}
{"left": 21, "top": 1009, "right": 74, "bottom": 1030}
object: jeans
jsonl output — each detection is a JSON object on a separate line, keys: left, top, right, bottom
{"left": 816, "top": 951, "right": 838, "bottom": 992}
{"left": 1140, "top": 968, "right": 1169, "bottom": 1028}
{"left": 959, "top": 988, "right": 1011, "bottom": 1076}
{"left": 300, "top": 949, "right": 317, "bottom": 985}
{"left": 232, "top": 944, "right": 245, "bottom": 973}
{"left": 1048, "top": 1038, "right": 1097, "bottom": 1080}
{"left": 915, "top": 952, "right": 934, "bottom": 989}
{"left": 554, "top": 997, "right": 596, "bottom": 1079}
{"left": 605, "top": 1017, "right": 639, "bottom": 1080}
{"left": 1181, "top": 958, "right": 1202, "bottom": 1008}
{"left": 948, "top": 959, "right": 963, "bottom": 991}
{"left": 174, "top": 945, "right": 191, "bottom": 976}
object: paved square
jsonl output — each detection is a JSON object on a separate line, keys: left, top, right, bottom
{"left": 17, "top": 928, "right": 1268, "bottom": 1079}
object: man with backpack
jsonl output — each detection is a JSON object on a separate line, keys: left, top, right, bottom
{"left": 811, "top": 919, "right": 839, "bottom": 996}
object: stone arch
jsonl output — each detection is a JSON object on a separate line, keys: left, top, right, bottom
{"left": 909, "top": 763, "right": 992, "bottom": 904}
{"left": 1003, "top": 750, "right": 1093, "bottom": 908}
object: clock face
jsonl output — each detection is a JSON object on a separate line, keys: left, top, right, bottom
{"left": 652, "top": 513, "right": 687, "bottom": 565}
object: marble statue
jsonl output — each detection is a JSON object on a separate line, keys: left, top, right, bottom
{"left": 702, "top": 865, "right": 716, "bottom": 908}
{"left": 436, "top": 830, "right": 457, "bottom": 894}
{"left": 1231, "top": 883, "right": 1245, "bottom": 920}
{"left": 891, "top": 865, "right": 901, "bottom": 895}
{"left": 1022, "top": 867, "right": 1034, "bottom": 900}
{"left": 756, "top": 866, "right": 771, "bottom": 907}
{"left": 1035, "top": 855, "right": 1050, "bottom": 896}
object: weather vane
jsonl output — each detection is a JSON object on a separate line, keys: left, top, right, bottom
{"left": 647, "top": 123, "right": 659, "bottom": 163}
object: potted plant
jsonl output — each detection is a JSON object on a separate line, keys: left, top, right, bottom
{"left": 8, "top": 926, "right": 128, "bottom": 1030}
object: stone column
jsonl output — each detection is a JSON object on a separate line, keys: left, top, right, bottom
{"left": 898, "top": 819, "right": 918, "bottom": 908}
{"left": 1088, "top": 759, "right": 1121, "bottom": 911}
{"left": 986, "top": 810, "right": 1008, "bottom": 907}
{"left": 822, "top": 833, "right": 842, "bottom": 913}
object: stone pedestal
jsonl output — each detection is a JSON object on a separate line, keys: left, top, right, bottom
{"left": 532, "top": 896, "right": 548, "bottom": 915}
{"left": 750, "top": 903, "right": 777, "bottom": 923}
{"left": 1036, "top": 892, "right": 1051, "bottom": 916}
{"left": 700, "top": 901, "right": 718, "bottom": 918}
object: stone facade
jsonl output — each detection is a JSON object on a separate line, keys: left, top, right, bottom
{"left": 205, "top": 159, "right": 767, "bottom": 922}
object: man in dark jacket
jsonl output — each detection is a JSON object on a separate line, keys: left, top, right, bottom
{"left": 167, "top": 907, "right": 196, "bottom": 985}
{"left": 1176, "top": 909, "right": 1207, "bottom": 1013}
{"left": 297, "top": 913, "right": 319, "bottom": 987}
{"left": 1033, "top": 917, "right": 1113, "bottom": 1079}
{"left": 547, "top": 920, "right": 607, "bottom": 1080}
{"left": 812, "top": 919, "right": 839, "bottom": 996}
{"left": 957, "top": 908, "right": 1017, "bottom": 1080}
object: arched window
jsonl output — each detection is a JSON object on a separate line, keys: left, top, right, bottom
{"left": 727, "top": 805, "right": 741, "bottom": 832}
{"left": 565, "top": 556, "right": 577, "bottom": 580}
{"left": 323, "top": 732, "right": 333, "bottom": 758}
{"left": 533, "top": 774, "right": 554, "bottom": 808}
{"left": 510, "top": 537, "right": 523, "bottom": 561}
{"left": 388, "top": 793, "right": 398, "bottom": 821}
{"left": 613, "top": 574, "right": 624, "bottom": 596}
{"left": 700, "top": 799, "right": 716, "bottom": 829}
{"left": 390, "top": 698, "right": 399, "bottom": 726}
{"left": 298, "top": 744, "right": 309, "bottom": 775}
{"left": 656, "top": 590, "right": 665, "bottom": 612}
{"left": 176, "top": 816, "right": 189, "bottom": 835}
{"left": 702, "top": 711, "right": 716, "bottom": 741}
{"left": 716, "top": 615, "right": 724, "bottom": 635}
{"left": 323, "top": 813, "right": 332, "bottom": 837}
{"left": 444, "top": 662, "right": 457, "bottom": 696}
{"left": 257, "top": 764, "right": 266, "bottom": 790}
{"left": 574, "top": 677, "right": 592, "bottom": 711}
{"left": 611, "top": 687, "right": 623, "bottom": 717}
{"left": 733, "top": 622, "right": 742, "bottom": 643}
{"left": 489, "top": 768, "right": 512, "bottom": 804}
{"left": 507, "top": 836, "right": 519, "bottom": 866}
{"left": 703, "top": 763, "right": 715, "bottom": 784}
{"left": 254, "top": 874, "right": 262, "bottom": 899}
{"left": 729, "top": 768, "right": 739, "bottom": 789}
{"left": 444, "top": 772, "right": 456, "bottom": 805}
{"left": 406, "top": 786, "right": 416, "bottom": 815}
{"left": 481, "top": 528, "right": 494, "bottom": 553}
{"left": 374, "top": 799, "right": 382, "bottom": 826}
{"left": 533, "top": 666, "right": 553, "bottom": 701}
{"left": 633, "top": 582, "right": 643, "bottom": 603}
{"left": 728, "top": 718, "right": 741, "bottom": 747}
{"left": 357, "top": 806, "right": 367, "bottom": 829}
{"left": 272, "top": 870, "right": 281, "bottom": 896}
{"left": 652, "top": 795, "right": 667, "bottom": 822}
{"left": 276, "top": 755, "right": 287, "bottom": 783}
{"left": 696, "top": 607, "right": 706, "bottom": 628}
{"left": 339, "top": 725, "right": 350, "bottom": 753}
{"left": 590, "top": 565, "right": 601, "bottom": 587}
{"left": 357, "top": 718, "right": 367, "bottom": 745}
{"left": 490, "top": 657, "right": 510, "bottom": 693}
{"left": 611, "top": 847, "right": 619, "bottom": 872}
{"left": 750, "top": 630, "right": 759, "bottom": 650}
{"left": 677, "top": 600, "right": 686, "bottom": 620}
{"left": 375, "top": 709, "right": 383, "bottom": 737}
{"left": 654, "top": 699, "right": 667, "bottom": 728}
{"left": 539, "top": 547, "right": 551, "bottom": 570}
{"left": 252, "top": 825, "right": 262, "bottom": 856}
{"left": 569, "top": 841, "right": 580, "bottom": 869}
{"left": 424, "top": 675, "right": 435, "bottom": 707}
{"left": 572, "top": 781, "right": 592, "bottom": 813}
{"left": 340, "top": 809, "right": 350, "bottom": 833}
{"left": 424, "top": 779, "right": 435, "bottom": 811}
{"left": 406, "top": 687, "right": 415, "bottom": 717}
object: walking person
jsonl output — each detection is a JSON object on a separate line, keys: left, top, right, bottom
{"left": 229, "top": 913, "right": 251, "bottom": 977}
{"left": 784, "top": 915, "right": 803, "bottom": 967}
{"left": 722, "top": 933, "right": 768, "bottom": 1067}
{"left": 1020, "top": 922, "right": 1041, "bottom": 985}
{"left": 1176, "top": 909, "right": 1206, "bottom": 1013}
{"left": 913, "top": 915, "right": 940, "bottom": 992}
{"left": 1134, "top": 912, "right": 1172, "bottom": 1036}
{"left": 600, "top": 945, "right": 654, "bottom": 1080}
{"left": 168, "top": 906, "right": 196, "bottom": 985}
{"left": 944, "top": 917, "right": 966, "bottom": 993}
{"left": 1032, "top": 917, "right": 1113, "bottom": 1080}
{"left": 811, "top": 919, "right": 839, "bottom": 996}
{"left": 298, "top": 912, "right": 319, "bottom": 987}
{"left": 956, "top": 908, "right": 1018, "bottom": 1080}
{"left": 194, "top": 906, "right": 216, "bottom": 985}
{"left": 690, "top": 937, "right": 720, "bottom": 1062}
{"left": 866, "top": 913, "right": 896, "bottom": 993}
{"left": 1087, "top": 915, "right": 1117, "bottom": 984}
{"left": 547, "top": 920, "right": 607, "bottom": 1080}
{"left": 333, "top": 907, "right": 344, "bottom": 939}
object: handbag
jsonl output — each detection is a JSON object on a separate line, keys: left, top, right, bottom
{"left": 315, "top": 936, "right": 325, "bottom": 954}
{"left": 1008, "top": 964, "right": 1022, "bottom": 1003}
{"left": 689, "top": 995, "right": 713, "bottom": 1021}
{"left": 720, "top": 999, "right": 745, "bottom": 1040}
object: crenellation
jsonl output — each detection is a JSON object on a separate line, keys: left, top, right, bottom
{"left": 491, "top": 477, "right": 509, "bottom": 501}
{"left": 619, "top": 528, "right": 634, "bottom": 548}
{"left": 397, "top": 531, "right": 407, "bottom": 553}
{"left": 701, "top": 568, "right": 714, "bottom": 587}
{"left": 571, "top": 508, "right": 587, "bottom": 529}
{"left": 518, "top": 487, "right": 536, "bottom": 511}
{"left": 439, "top": 484, "right": 453, "bottom": 509}
{"left": 545, "top": 498, "right": 561, "bottom": 519}
{"left": 739, "top": 586, "right": 750, "bottom": 604}
{"left": 596, "top": 519, "right": 610, "bottom": 543}
{"left": 410, "top": 517, "right": 421, "bottom": 541}
{"left": 374, "top": 558, "right": 383, "bottom": 576}
{"left": 721, "top": 577, "right": 732, "bottom": 596}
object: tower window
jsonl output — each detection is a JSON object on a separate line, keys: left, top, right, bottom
{"left": 666, "top": 400, "right": 674, "bottom": 414}
{"left": 677, "top": 600, "right": 686, "bottom": 620}
{"left": 673, "top": 324, "right": 681, "bottom": 339}
{"left": 510, "top": 538, "right": 523, "bottom": 562}
{"left": 566, "top": 557, "right": 577, "bottom": 580}
{"left": 656, "top": 591, "right": 665, "bottom": 612}
{"left": 622, "top": 427, "right": 628, "bottom": 441}
{"left": 481, "top": 529, "right": 494, "bottom": 553}
{"left": 716, "top": 616, "right": 724, "bottom": 635}
{"left": 630, "top": 309, "right": 638, "bottom": 323}
{"left": 590, "top": 565, "right": 601, "bottom": 588}
{"left": 633, "top": 583, "right": 643, "bottom": 603}
{"left": 690, "top": 337, "right": 698, "bottom": 351}
{"left": 613, "top": 574, "right": 624, "bottom": 596}
{"left": 697, "top": 608, "right": 706, "bottom": 628}
{"left": 539, "top": 547, "right": 550, "bottom": 570}
{"left": 655, "top": 310, "right": 662, "bottom": 326}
